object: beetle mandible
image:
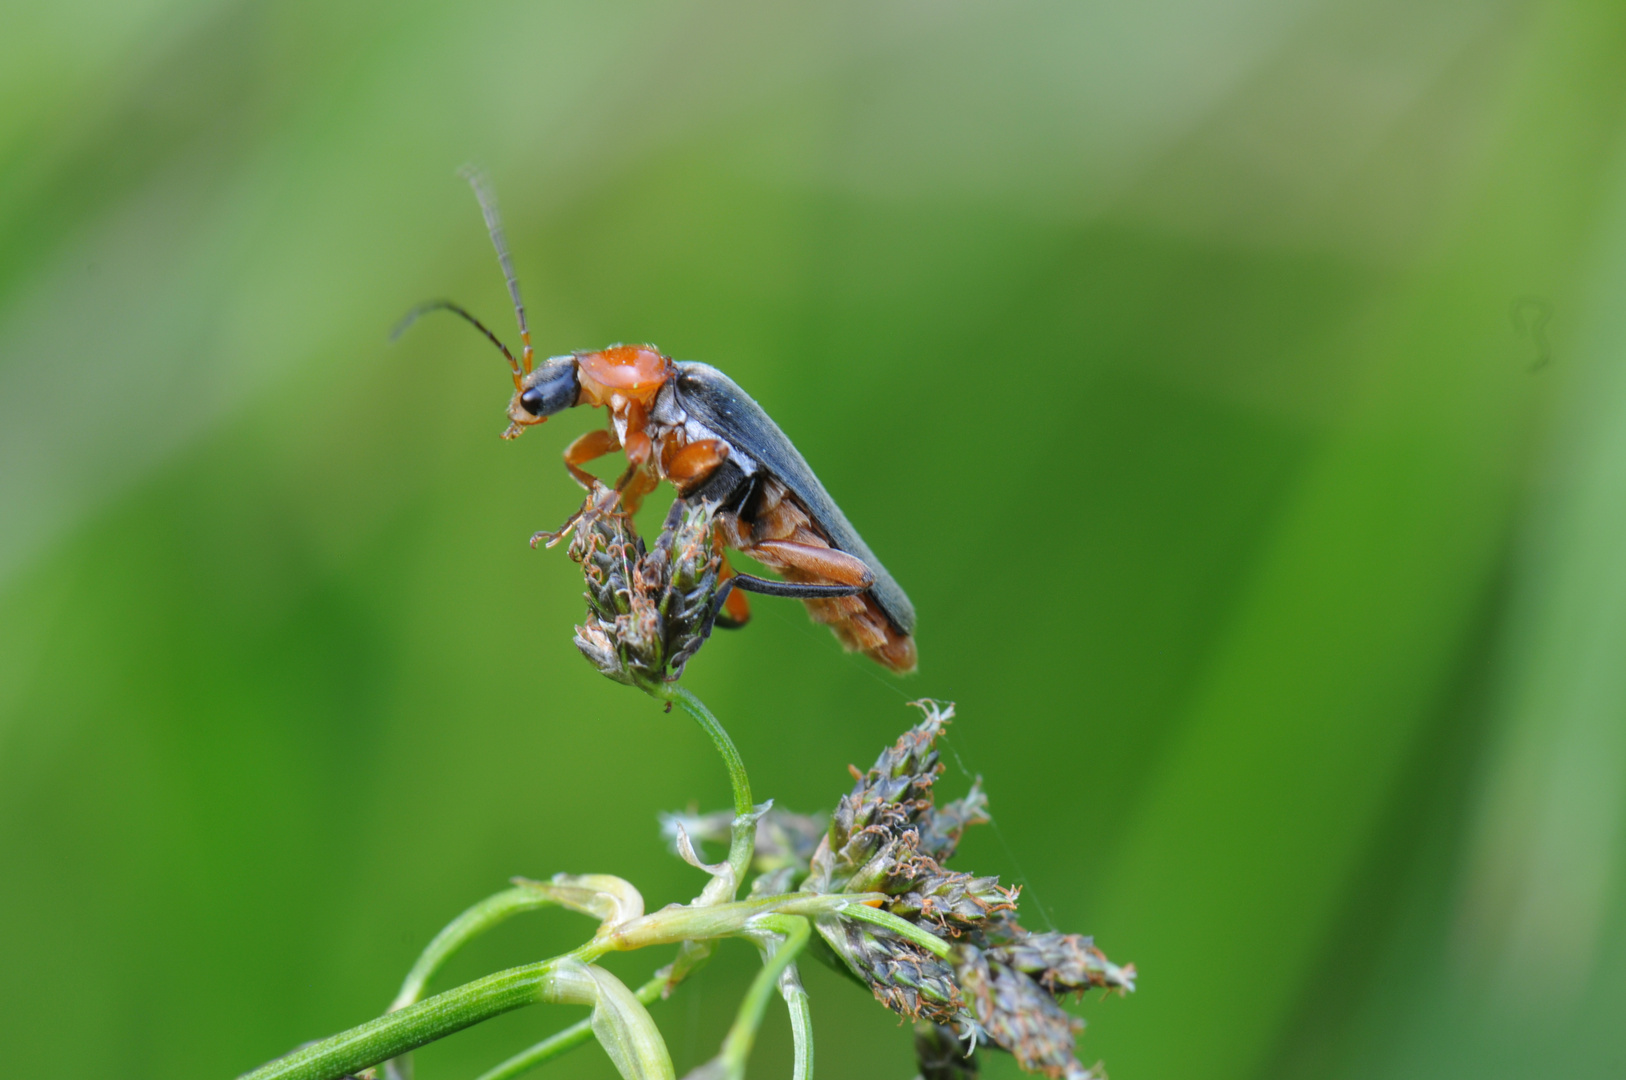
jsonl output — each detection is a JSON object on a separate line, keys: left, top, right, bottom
{"left": 398, "top": 171, "right": 917, "bottom": 673}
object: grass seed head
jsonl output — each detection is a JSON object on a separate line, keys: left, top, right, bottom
{"left": 568, "top": 488, "right": 724, "bottom": 684}
{"left": 661, "top": 699, "right": 1135, "bottom": 1079}
{"left": 988, "top": 932, "right": 1136, "bottom": 997}
{"left": 952, "top": 946, "right": 1104, "bottom": 1080}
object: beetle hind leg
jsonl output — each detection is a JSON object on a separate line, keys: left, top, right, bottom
{"left": 697, "top": 572, "right": 867, "bottom": 647}
{"left": 712, "top": 553, "right": 753, "bottom": 629}
{"left": 746, "top": 540, "right": 874, "bottom": 589}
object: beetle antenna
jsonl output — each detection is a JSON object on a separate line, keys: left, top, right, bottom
{"left": 391, "top": 300, "right": 524, "bottom": 390}
{"left": 459, "top": 165, "right": 534, "bottom": 375}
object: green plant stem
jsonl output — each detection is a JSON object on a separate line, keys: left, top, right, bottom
{"left": 756, "top": 916, "right": 814, "bottom": 1080}
{"left": 381, "top": 887, "right": 561, "bottom": 1080}
{"left": 392, "top": 887, "right": 560, "bottom": 1010}
{"left": 780, "top": 965, "right": 813, "bottom": 1080}
{"left": 647, "top": 682, "right": 751, "bottom": 817}
{"left": 598, "top": 893, "right": 882, "bottom": 951}
{"left": 839, "top": 904, "right": 953, "bottom": 959}
{"left": 711, "top": 916, "right": 811, "bottom": 1080}
{"left": 470, "top": 974, "right": 665, "bottom": 1080}
{"left": 242, "top": 893, "right": 877, "bottom": 1080}
{"left": 240, "top": 953, "right": 583, "bottom": 1080}
{"left": 645, "top": 682, "right": 755, "bottom": 897}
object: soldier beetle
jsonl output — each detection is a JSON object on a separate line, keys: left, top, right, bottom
{"left": 397, "top": 171, "right": 917, "bottom": 673}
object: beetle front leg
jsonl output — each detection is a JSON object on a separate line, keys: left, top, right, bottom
{"left": 562, "top": 427, "right": 622, "bottom": 490}
{"left": 530, "top": 428, "right": 623, "bottom": 548}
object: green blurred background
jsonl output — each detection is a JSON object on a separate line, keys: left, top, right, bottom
{"left": 5, "top": 0, "right": 1626, "bottom": 1077}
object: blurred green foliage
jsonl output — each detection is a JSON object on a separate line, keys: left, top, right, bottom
{"left": 5, "top": 0, "right": 1626, "bottom": 1077}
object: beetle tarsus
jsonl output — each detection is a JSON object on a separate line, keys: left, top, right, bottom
{"left": 532, "top": 486, "right": 625, "bottom": 549}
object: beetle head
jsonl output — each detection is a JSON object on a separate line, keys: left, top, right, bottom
{"left": 504, "top": 354, "right": 581, "bottom": 438}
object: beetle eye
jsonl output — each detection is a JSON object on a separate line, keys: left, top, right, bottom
{"left": 519, "top": 386, "right": 547, "bottom": 416}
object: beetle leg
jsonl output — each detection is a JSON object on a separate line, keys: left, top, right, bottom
{"left": 697, "top": 572, "right": 866, "bottom": 647}
{"left": 714, "top": 554, "right": 752, "bottom": 628}
{"left": 615, "top": 462, "right": 661, "bottom": 515}
{"left": 728, "top": 575, "right": 870, "bottom": 598}
{"left": 530, "top": 481, "right": 621, "bottom": 549}
{"left": 562, "top": 427, "right": 622, "bottom": 489}
{"left": 664, "top": 438, "right": 731, "bottom": 494}
{"left": 622, "top": 400, "right": 653, "bottom": 467}
{"left": 532, "top": 428, "right": 621, "bottom": 547}
{"left": 746, "top": 540, "right": 875, "bottom": 589}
